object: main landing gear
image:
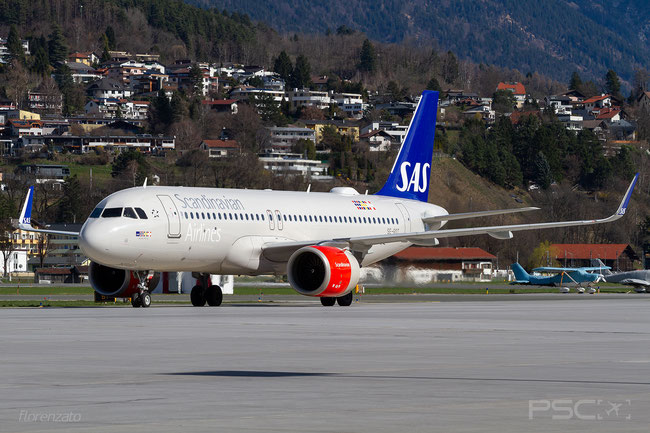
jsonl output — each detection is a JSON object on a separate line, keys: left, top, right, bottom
{"left": 320, "top": 291, "right": 353, "bottom": 307}
{"left": 190, "top": 273, "right": 223, "bottom": 307}
{"left": 131, "top": 271, "right": 155, "bottom": 308}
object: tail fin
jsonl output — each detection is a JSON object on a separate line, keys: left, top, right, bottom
{"left": 511, "top": 263, "right": 531, "bottom": 282}
{"left": 376, "top": 90, "right": 439, "bottom": 202}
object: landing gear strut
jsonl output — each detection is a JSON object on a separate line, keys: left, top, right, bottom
{"left": 190, "top": 273, "right": 223, "bottom": 307}
{"left": 132, "top": 271, "right": 154, "bottom": 308}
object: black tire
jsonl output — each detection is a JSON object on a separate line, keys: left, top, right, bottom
{"left": 140, "top": 291, "right": 152, "bottom": 308}
{"left": 206, "top": 285, "right": 223, "bottom": 306}
{"left": 320, "top": 296, "right": 336, "bottom": 306}
{"left": 336, "top": 292, "right": 353, "bottom": 307}
{"left": 191, "top": 285, "right": 206, "bottom": 306}
{"left": 131, "top": 294, "right": 141, "bottom": 308}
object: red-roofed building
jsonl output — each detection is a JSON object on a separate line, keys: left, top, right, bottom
{"left": 496, "top": 82, "right": 526, "bottom": 108}
{"left": 202, "top": 99, "right": 238, "bottom": 114}
{"left": 199, "top": 139, "right": 240, "bottom": 158}
{"left": 595, "top": 107, "right": 621, "bottom": 121}
{"left": 509, "top": 110, "right": 542, "bottom": 125}
{"left": 383, "top": 247, "right": 497, "bottom": 282}
{"left": 583, "top": 94, "right": 612, "bottom": 110}
{"left": 8, "top": 119, "right": 43, "bottom": 137}
{"left": 550, "top": 244, "right": 638, "bottom": 271}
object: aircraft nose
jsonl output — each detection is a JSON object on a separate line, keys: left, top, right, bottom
{"left": 79, "top": 221, "right": 114, "bottom": 264}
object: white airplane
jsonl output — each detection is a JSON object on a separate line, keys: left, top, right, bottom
{"left": 17, "top": 91, "right": 638, "bottom": 308}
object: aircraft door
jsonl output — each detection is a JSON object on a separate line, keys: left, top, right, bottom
{"left": 275, "top": 210, "right": 283, "bottom": 230}
{"left": 157, "top": 195, "right": 181, "bottom": 238}
{"left": 395, "top": 202, "right": 412, "bottom": 233}
{"left": 266, "top": 210, "right": 275, "bottom": 230}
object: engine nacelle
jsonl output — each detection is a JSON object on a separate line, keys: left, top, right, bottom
{"left": 89, "top": 262, "right": 159, "bottom": 297}
{"left": 287, "top": 246, "right": 360, "bottom": 297}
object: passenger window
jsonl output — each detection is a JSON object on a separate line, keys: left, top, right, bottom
{"left": 89, "top": 207, "right": 103, "bottom": 218}
{"left": 123, "top": 207, "right": 138, "bottom": 219}
{"left": 207, "top": 213, "right": 211, "bottom": 220}
{"left": 201, "top": 212, "right": 205, "bottom": 219}
{"left": 102, "top": 207, "right": 123, "bottom": 218}
{"left": 184, "top": 212, "right": 188, "bottom": 219}
{"left": 245, "top": 214, "right": 249, "bottom": 220}
{"left": 229, "top": 213, "right": 232, "bottom": 219}
{"left": 261, "top": 214, "right": 265, "bottom": 221}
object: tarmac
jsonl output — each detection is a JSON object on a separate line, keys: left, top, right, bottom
{"left": 1, "top": 298, "right": 650, "bottom": 432}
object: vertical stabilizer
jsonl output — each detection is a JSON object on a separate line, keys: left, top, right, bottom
{"left": 376, "top": 90, "right": 439, "bottom": 202}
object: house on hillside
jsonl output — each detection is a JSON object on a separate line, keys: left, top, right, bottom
{"left": 497, "top": 82, "right": 526, "bottom": 108}
{"left": 358, "top": 130, "right": 393, "bottom": 151}
{"left": 87, "top": 78, "right": 134, "bottom": 99}
{"left": 199, "top": 139, "right": 240, "bottom": 158}
{"left": 583, "top": 94, "right": 612, "bottom": 111}
{"left": 202, "top": 99, "right": 238, "bottom": 114}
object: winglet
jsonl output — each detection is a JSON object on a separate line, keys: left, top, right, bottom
{"left": 18, "top": 186, "right": 34, "bottom": 229}
{"left": 616, "top": 172, "right": 638, "bottom": 216}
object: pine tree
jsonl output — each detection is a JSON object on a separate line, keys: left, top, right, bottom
{"left": 358, "top": 39, "right": 377, "bottom": 73}
{"left": 289, "top": 55, "right": 311, "bottom": 89}
{"left": 105, "top": 26, "right": 116, "bottom": 50}
{"left": 32, "top": 47, "right": 50, "bottom": 76}
{"left": 569, "top": 71, "right": 582, "bottom": 90}
{"left": 273, "top": 51, "right": 293, "bottom": 82}
{"left": 48, "top": 24, "right": 68, "bottom": 65}
{"left": 605, "top": 69, "right": 622, "bottom": 99}
{"left": 7, "top": 25, "right": 25, "bottom": 63}
{"left": 100, "top": 35, "right": 111, "bottom": 62}
{"left": 426, "top": 77, "right": 441, "bottom": 91}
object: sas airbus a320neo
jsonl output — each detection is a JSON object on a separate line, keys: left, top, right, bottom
{"left": 18, "top": 91, "right": 638, "bottom": 307}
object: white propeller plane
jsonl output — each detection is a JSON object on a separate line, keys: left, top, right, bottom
{"left": 17, "top": 91, "right": 638, "bottom": 307}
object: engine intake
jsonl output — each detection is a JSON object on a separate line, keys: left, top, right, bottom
{"left": 89, "top": 262, "right": 159, "bottom": 297}
{"left": 287, "top": 246, "right": 360, "bottom": 297}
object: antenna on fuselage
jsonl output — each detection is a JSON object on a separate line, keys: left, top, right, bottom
{"left": 143, "top": 178, "right": 148, "bottom": 188}
{"left": 306, "top": 184, "right": 311, "bottom": 193}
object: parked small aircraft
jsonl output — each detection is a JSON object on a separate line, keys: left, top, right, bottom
{"left": 511, "top": 262, "right": 610, "bottom": 286}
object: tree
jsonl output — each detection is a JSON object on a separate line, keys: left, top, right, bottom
{"left": 105, "top": 25, "right": 116, "bottom": 50}
{"left": 568, "top": 71, "right": 582, "bottom": 90}
{"left": 6, "top": 25, "right": 25, "bottom": 64}
{"left": 292, "top": 138, "right": 316, "bottom": 159}
{"left": 111, "top": 150, "right": 150, "bottom": 186}
{"left": 442, "top": 51, "right": 459, "bottom": 84}
{"left": 48, "top": 24, "right": 68, "bottom": 65}
{"left": 289, "top": 55, "right": 311, "bottom": 89}
{"left": 273, "top": 51, "right": 293, "bottom": 82}
{"left": 358, "top": 39, "right": 377, "bottom": 73}
{"left": 188, "top": 63, "right": 204, "bottom": 96}
{"left": 32, "top": 47, "right": 50, "bottom": 76}
{"left": 0, "top": 218, "right": 15, "bottom": 278}
{"left": 100, "top": 34, "right": 111, "bottom": 63}
{"left": 426, "top": 77, "right": 441, "bottom": 91}
{"left": 56, "top": 175, "right": 82, "bottom": 223}
{"left": 533, "top": 151, "right": 552, "bottom": 189}
{"left": 492, "top": 89, "right": 516, "bottom": 113}
{"left": 605, "top": 69, "right": 622, "bottom": 99}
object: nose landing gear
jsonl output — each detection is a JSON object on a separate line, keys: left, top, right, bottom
{"left": 131, "top": 271, "right": 158, "bottom": 308}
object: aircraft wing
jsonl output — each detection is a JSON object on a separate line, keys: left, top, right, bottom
{"left": 532, "top": 267, "right": 577, "bottom": 273}
{"left": 262, "top": 173, "right": 637, "bottom": 260}
{"left": 618, "top": 278, "right": 650, "bottom": 287}
{"left": 532, "top": 266, "right": 612, "bottom": 273}
{"left": 422, "top": 207, "right": 539, "bottom": 224}
{"left": 17, "top": 187, "right": 80, "bottom": 236}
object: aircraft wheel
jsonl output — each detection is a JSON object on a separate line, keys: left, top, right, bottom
{"left": 320, "top": 297, "right": 336, "bottom": 306}
{"left": 191, "top": 285, "right": 206, "bottom": 306}
{"left": 140, "top": 291, "right": 152, "bottom": 308}
{"left": 206, "top": 285, "right": 223, "bottom": 306}
{"left": 336, "top": 292, "right": 353, "bottom": 307}
{"left": 131, "top": 294, "right": 142, "bottom": 308}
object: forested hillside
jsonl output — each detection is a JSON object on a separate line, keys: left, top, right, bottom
{"left": 187, "top": 0, "right": 650, "bottom": 88}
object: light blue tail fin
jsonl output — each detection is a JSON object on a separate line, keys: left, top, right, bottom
{"left": 511, "top": 263, "right": 530, "bottom": 281}
{"left": 377, "top": 90, "right": 439, "bottom": 202}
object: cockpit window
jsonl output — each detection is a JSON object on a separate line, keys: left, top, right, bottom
{"left": 135, "top": 208, "right": 148, "bottom": 219}
{"left": 123, "top": 207, "right": 138, "bottom": 219}
{"left": 102, "top": 207, "right": 123, "bottom": 218}
{"left": 89, "top": 207, "right": 103, "bottom": 218}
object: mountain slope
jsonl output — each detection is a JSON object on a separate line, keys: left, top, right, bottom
{"left": 186, "top": 0, "right": 650, "bottom": 86}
